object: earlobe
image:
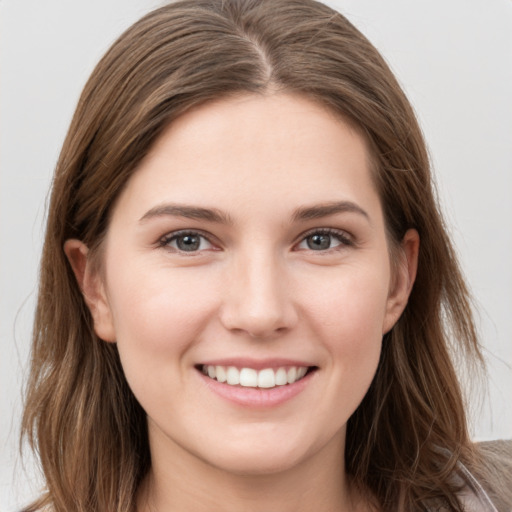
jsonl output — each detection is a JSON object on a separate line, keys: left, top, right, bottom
{"left": 63, "top": 239, "right": 116, "bottom": 342}
{"left": 382, "top": 229, "right": 420, "bottom": 334}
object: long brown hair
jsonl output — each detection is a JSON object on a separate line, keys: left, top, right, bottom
{"left": 22, "top": 1, "right": 488, "bottom": 510}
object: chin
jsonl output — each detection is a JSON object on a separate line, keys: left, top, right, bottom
{"left": 207, "top": 448, "right": 306, "bottom": 477}
{"left": 194, "top": 428, "right": 327, "bottom": 477}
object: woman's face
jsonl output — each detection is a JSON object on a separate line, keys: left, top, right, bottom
{"left": 77, "top": 93, "right": 417, "bottom": 477}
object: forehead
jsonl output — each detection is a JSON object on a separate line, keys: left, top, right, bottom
{"left": 149, "top": 92, "right": 370, "bottom": 168}
{"left": 111, "top": 93, "right": 382, "bottom": 225}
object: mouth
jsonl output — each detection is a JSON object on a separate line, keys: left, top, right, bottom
{"left": 196, "top": 364, "right": 317, "bottom": 389}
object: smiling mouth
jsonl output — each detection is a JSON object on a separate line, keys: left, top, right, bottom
{"left": 197, "top": 365, "right": 316, "bottom": 389}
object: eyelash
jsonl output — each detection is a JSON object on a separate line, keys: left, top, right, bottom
{"left": 157, "top": 228, "right": 354, "bottom": 254}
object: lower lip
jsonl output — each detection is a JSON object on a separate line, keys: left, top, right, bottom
{"left": 198, "top": 370, "right": 315, "bottom": 408}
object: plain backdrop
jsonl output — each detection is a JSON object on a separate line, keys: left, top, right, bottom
{"left": 1, "top": 0, "right": 511, "bottom": 509}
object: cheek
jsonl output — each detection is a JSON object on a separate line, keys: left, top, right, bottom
{"left": 302, "top": 262, "right": 389, "bottom": 382}
{"left": 103, "top": 261, "right": 224, "bottom": 417}
{"left": 304, "top": 261, "right": 390, "bottom": 336}
{"left": 105, "top": 260, "right": 221, "bottom": 360}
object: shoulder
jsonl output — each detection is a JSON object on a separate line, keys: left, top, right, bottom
{"left": 462, "top": 440, "right": 512, "bottom": 512}
{"left": 477, "top": 439, "right": 512, "bottom": 467}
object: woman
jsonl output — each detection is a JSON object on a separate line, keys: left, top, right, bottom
{"left": 20, "top": 0, "right": 511, "bottom": 510}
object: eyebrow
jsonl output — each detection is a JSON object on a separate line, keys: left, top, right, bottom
{"left": 139, "top": 200, "right": 369, "bottom": 225}
{"left": 139, "top": 204, "right": 232, "bottom": 224}
{"left": 291, "top": 201, "right": 370, "bottom": 222}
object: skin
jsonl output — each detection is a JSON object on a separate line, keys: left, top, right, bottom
{"left": 66, "top": 93, "right": 419, "bottom": 512}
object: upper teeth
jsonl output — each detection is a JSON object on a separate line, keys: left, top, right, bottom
{"left": 202, "top": 365, "right": 308, "bottom": 388}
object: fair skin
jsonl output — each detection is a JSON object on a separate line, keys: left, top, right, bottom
{"left": 65, "top": 93, "right": 419, "bottom": 512}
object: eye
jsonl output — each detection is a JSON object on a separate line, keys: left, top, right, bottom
{"left": 160, "top": 231, "right": 214, "bottom": 253}
{"left": 296, "top": 229, "right": 352, "bottom": 251}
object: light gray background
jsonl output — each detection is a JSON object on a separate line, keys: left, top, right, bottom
{"left": 1, "top": 0, "right": 511, "bottom": 509}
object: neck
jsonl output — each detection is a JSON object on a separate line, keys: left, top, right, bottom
{"left": 138, "top": 427, "right": 365, "bottom": 512}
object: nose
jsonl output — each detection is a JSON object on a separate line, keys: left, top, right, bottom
{"left": 219, "top": 249, "right": 298, "bottom": 338}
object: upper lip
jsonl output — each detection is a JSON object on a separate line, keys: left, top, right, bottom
{"left": 196, "top": 358, "right": 316, "bottom": 371}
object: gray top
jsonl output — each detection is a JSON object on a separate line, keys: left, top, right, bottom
{"left": 457, "top": 461, "right": 499, "bottom": 511}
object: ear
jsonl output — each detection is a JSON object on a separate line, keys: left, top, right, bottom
{"left": 382, "top": 229, "right": 419, "bottom": 334}
{"left": 64, "top": 239, "right": 116, "bottom": 342}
